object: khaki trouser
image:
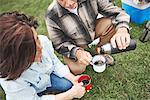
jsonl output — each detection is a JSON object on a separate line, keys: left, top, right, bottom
{"left": 64, "top": 17, "right": 116, "bottom": 75}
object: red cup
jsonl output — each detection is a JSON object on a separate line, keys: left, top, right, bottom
{"left": 78, "top": 75, "right": 92, "bottom": 91}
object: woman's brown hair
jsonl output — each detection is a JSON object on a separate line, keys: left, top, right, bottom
{"left": 0, "top": 11, "right": 38, "bottom": 80}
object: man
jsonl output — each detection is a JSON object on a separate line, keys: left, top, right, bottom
{"left": 45, "top": 0, "right": 130, "bottom": 74}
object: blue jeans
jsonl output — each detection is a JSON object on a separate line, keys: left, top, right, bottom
{"left": 37, "top": 73, "right": 73, "bottom": 96}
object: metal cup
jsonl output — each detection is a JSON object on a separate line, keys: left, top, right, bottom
{"left": 91, "top": 55, "right": 106, "bottom": 73}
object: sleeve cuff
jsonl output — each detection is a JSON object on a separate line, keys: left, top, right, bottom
{"left": 116, "top": 21, "right": 130, "bottom": 31}
{"left": 70, "top": 47, "right": 82, "bottom": 61}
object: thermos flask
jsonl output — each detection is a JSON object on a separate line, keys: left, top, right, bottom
{"left": 100, "top": 39, "right": 136, "bottom": 54}
{"left": 139, "top": 21, "right": 150, "bottom": 42}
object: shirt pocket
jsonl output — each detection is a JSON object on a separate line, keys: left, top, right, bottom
{"left": 60, "top": 15, "right": 84, "bottom": 39}
{"left": 68, "top": 27, "right": 84, "bottom": 39}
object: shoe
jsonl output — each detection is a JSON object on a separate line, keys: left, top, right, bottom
{"left": 102, "top": 54, "right": 114, "bottom": 66}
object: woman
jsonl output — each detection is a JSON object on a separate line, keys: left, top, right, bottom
{"left": 0, "top": 11, "right": 85, "bottom": 100}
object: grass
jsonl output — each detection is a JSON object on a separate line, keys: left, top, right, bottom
{"left": 0, "top": 0, "right": 150, "bottom": 100}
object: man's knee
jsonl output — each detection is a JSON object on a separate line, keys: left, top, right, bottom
{"left": 64, "top": 56, "right": 86, "bottom": 75}
{"left": 67, "top": 63, "right": 86, "bottom": 75}
{"left": 95, "top": 17, "right": 116, "bottom": 46}
{"left": 71, "top": 68, "right": 86, "bottom": 75}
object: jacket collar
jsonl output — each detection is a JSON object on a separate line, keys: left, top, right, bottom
{"left": 56, "top": 1, "right": 70, "bottom": 17}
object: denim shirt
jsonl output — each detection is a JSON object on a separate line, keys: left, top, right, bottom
{"left": 0, "top": 35, "right": 70, "bottom": 100}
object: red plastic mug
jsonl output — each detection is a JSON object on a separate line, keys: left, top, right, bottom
{"left": 78, "top": 75, "right": 92, "bottom": 91}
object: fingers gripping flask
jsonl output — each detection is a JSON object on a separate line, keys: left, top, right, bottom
{"left": 99, "top": 39, "right": 136, "bottom": 54}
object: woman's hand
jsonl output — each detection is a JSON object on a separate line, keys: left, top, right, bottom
{"left": 64, "top": 73, "right": 82, "bottom": 85}
{"left": 65, "top": 73, "right": 86, "bottom": 98}
{"left": 57, "top": 73, "right": 86, "bottom": 99}
{"left": 111, "top": 27, "right": 130, "bottom": 50}
{"left": 71, "top": 75, "right": 83, "bottom": 85}
{"left": 55, "top": 82, "right": 85, "bottom": 100}
{"left": 69, "top": 82, "right": 86, "bottom": 98}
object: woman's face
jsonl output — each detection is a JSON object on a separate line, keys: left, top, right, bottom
{"left": 58, "top": 0, "right": 77, "bottom": 9}
{"left": 31, "top": 27, "right": 42, "bottom": 62}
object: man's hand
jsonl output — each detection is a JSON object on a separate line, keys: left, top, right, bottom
{"left": 76, "top": 49, "right": 92, "bottom": 66}
{"left": 110, "top": 27, "right": 130, "bottom": 50}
